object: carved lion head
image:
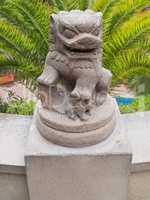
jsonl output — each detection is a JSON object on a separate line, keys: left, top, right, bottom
{"left": 51, "top": 10, "right": 102, "bottom": 51}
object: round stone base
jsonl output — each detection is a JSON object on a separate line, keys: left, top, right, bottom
{"left": 36, "top": 96, "right": 117, "bottom": 147}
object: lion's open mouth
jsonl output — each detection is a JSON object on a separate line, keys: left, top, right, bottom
{"left": 58, "top": 32, "right": 101, "bottom": 52}
{"left": 64, "top": 45, "right": 96, "bottom": 53}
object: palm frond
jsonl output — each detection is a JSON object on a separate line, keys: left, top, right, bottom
{"left": 93, "top": 0, "right": 120, "bottom": 16}
{"left": 0, "top": 0, "right": 150, "bottom": 89}
{"left": 105, "top": 0, "right": 150, "bottom": 35}
{"left": 51, "top": 0, "right": 66, "bottom": 11}
{"left": 79, "top": 0, "right": 90, "bottom": 10}
{"left": 0, "top": 21, "right": 35, "bottom": 57}
{"left": 51, "top": 0, "right": 93, "bottom": 11}
{"left": 15, "top": 1, "right": 49, "bottom": 46}
{"left": 103, "top": 11, "right": 150, "bottom": 72}
{"left": 0, "top": 0, "right": 50, "bottom": 84}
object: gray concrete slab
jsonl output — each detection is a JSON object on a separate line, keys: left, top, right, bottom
{"left": 25, "top": 109, "right": 131, "bottom": 200}
{"left": 0, "top": 114, "right": 31, "bottom": 200}
{"left": 129, "top": 170, "right": 150, "bottom": 200}
{"left": 0, "top": 112, "right": 150, "bottom": 200}
{"left": 0, "top": 173, "right": 29, "bottom": 200}
{"left": 0, "top": 114, "right": 32, "bottom": 173}
{"left": 0, "top": 111, "right": 150, "bottom": 172}
{"left": 25, "top": 108, "right": 131, "bottom": 157}
{"left": 122, "top": 111, "right": 150, "bottom": 165}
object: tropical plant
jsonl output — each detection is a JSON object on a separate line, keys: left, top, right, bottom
{"left": 0, "top": 97, "right": 8, "bottom": 113}
{"left": 6, "top": 100, "right": 35, "bottom": 115}
{"left": 0, "top": 91, "right": 35, "bottom": 115}
{"left": 0, "top": 0, "right": 51, "bottom": 87}
{"left": 0, "top": 0, "right": 150, "bottom": 86}
{"left": 128, "top": 75, "right": 150, "bottom": 95}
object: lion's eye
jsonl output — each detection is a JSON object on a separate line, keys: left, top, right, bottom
{"left": 63, "top": 29, "right": 76, "bottom": 39}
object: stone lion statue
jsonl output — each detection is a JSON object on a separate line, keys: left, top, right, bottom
{"left": 37, "top": 10, "right": 112, "bottom": 121}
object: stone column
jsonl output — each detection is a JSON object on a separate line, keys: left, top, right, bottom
{"left": 25, "top": 108, "right": 131, "bottom": 200}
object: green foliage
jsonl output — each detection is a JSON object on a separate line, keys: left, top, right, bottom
{"left": 0, "top": 0, "right": 51, "bottom": 82}
{"left": 96, "top": 0, "right": 150, "bottom": 84}
{"left": 0, "top": 0, "right": 150, "bottom": 86}
{"left": 51, "top": 0, "right": 93, "bottom": 11}
{"left": 128, "top": 75, "right": 150, "bottom": 95}
{"left": 119, "top": 96, "right": 150, "bottom": 114}
{"left": 0, "top": 98, "right": 8, "bottom": 113}
{"left": 0, "top": 98, "right": 35, "bottom": 115}
{"left": 0, "top": 90, "right": 35, "bottom": 115}
{"left": 6, "top": 100, "right": 35, "bottom": 115}
{"left": 0, "top": 0, "right": 5, "bottom": 6}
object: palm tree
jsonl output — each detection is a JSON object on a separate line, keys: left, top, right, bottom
{"left": 0, "top": 0, "right": 150, "bottom": 87}
{"left": 0, "top": 0, "right": 51, "bottom": 86}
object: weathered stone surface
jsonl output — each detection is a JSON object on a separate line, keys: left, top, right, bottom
{"left": 1, "top": 111, "right": 150, "bottom": 169}
{"left": 36, "top": 96, "right": 117, "bottom": 147}
{"left": 0, "top": 173, "right": 29, "bottom": 200}
{"left": 37, "top": 10, "right": 111, "bottom": 121}
{"left": 25, "top": 107, "right": 131, "bottom": 200}
{"left": 129, "top": 170, "right": 150, "bottom": 200}
{"left": 37, "top": 96, "right": 115, "bottom": 133}
{"left": 1, "top": 112, "right": 150, "bottom": 200}
{"left": 26, "top": 155, "right": 131, "bottom": 200}
{"left": 36, "top": 10, "right": 116, "bottom": 147}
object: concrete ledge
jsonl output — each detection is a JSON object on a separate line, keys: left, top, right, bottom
{"left": 122, "top": 111, "right": 150, "bottom": 172}
{"left": 0, "top": 165, "right": 25, "bottom": 175}
{"left": 0, "top": 112, "right": 150, "bottom": 172}
{"left": 131, "top": 162, "right": 150, "bottom": 173}
{"left": 129, "top": 170, "right": 150, "bottom": 200}
{"left": 0, "top": 114, "right": 32, "bottom": 174}
{"left": 0, "top": 112, "right": 150, "bottom": 200}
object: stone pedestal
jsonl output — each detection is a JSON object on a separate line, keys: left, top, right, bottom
{"left": 36, "top": 96, "right": 117, "bottom": 147}
{"left": 25, "top": 107, "right": 132, "bottom": 200}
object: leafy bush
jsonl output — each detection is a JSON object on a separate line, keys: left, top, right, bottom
{"left": 0, "top": 97, "right": 35, "bottom": 115}
{"left": 6, "top": 100, "right": 35, "bottom": 115}
{"left": 119, "top": 96, "right": 150, "bottom": 114}
{"left": 0, "top": 98, "right": 8, "bottom": 113}
{"left": 0, "top": 89, "right": 35, "bottom": 115}
{"left": 128, "top": 75, "right": 150, "bottom": 95}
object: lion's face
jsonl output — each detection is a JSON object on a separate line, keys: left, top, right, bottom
{"left": 52, "top": 10, "right": 102, "bottom": 52}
